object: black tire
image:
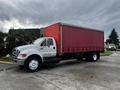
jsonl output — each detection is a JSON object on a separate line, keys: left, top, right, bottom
{"left": 85, "top": 52, "right": 100, "bottom": 62}
{"left": 89, "top": 53, "right": 99, "bottom": 62}
{"left": 24, "top": 57, "right": 41, "bottom": 72}
{"left": 96, "top": 52, "right": 100, "bottom": 60}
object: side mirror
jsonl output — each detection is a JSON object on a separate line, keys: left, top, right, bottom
{"left": 41, "top": 43, "right": 43, "bottom": 46}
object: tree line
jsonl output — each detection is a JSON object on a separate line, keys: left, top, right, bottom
{"left": 0, "top": 32, "right": 7, "bottom": 57}
{"left": 0, "top": 28, "right": 43, "bottom": 57}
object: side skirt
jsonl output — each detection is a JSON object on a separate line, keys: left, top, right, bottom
{"left": 43, "top": 57, "right": 61, "bottom": 64}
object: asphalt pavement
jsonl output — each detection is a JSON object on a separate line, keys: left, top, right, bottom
{"left": 0, "top": 63, "right": 17, "bottom": 71}
{"left": 0, "top": 51, "right": 120, "bottom": 90}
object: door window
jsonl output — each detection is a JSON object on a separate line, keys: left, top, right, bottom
{"left": 41, "top": 39, "right": 46, "bottom": 46}
{"left": 47, "top": 39, "right": 53, "bottom": 46}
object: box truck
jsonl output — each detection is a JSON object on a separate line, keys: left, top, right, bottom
{"left": 11, "top": 23, "right": 104, "bottom": 72}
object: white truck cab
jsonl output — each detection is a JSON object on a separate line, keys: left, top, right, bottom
{"left": 11, "top": 37, "right": 57, "bottom": 72}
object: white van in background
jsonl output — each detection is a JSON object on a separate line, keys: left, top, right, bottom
{"left": 106, "top": 44, "right": 117, "bottom": 51}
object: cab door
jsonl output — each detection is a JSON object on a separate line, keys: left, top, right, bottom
{"left": 40, "top": 38, "right": 56, "bottom": 57}
{"left": 46, "top": 38, "right": 56, "bottom": 57}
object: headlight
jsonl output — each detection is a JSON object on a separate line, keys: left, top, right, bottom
{"left": 17, "top": 53, "right": 27, "bottom": 60}
{"left": 20, "top": 54, "right": 27, "bottom": 57}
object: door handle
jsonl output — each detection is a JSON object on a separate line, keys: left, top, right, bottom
{"left": 53, "top": 47, "right": 55, "bottom": 49}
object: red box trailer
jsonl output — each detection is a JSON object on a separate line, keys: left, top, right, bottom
{"left": 44, "top": 23, "right": 104, "bottom": 56}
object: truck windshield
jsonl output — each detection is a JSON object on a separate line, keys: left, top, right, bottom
{"left": 33, "top": 38, "right": 45, "bottom": 45}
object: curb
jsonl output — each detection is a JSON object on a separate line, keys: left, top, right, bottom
{"left": 0, "top": 61, "right": 13, "bottom": 64}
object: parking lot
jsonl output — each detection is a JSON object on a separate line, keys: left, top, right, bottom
{"left": 0, "top": 52, "right": 120, "bottom": 90}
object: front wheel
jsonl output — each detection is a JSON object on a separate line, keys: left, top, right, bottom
{"left": 24, "top": 57, "right": 41, "bottom": 72}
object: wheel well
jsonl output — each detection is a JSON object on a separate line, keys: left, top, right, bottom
{"left": 84, "top": 52, "right": 100, "bottom": 60}
{"left": 26, "top": 54, "right": 42, "bottom": 62}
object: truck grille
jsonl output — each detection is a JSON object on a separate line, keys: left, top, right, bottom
{"left": 11, "top": 49, "right": 20, "bottom": 59}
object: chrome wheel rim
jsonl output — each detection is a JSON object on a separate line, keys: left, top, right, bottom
{"left": 93, "top": 54, "right": 97, "bottom": 61}
{"left": 29, "top": 60, "right": 39, "bottom": 70}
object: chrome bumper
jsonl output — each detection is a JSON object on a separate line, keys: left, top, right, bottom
{"left": 12, "top": 58, "right": 25, "bottom": 65}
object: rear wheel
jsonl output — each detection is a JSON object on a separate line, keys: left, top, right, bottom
{"left": 24, "top": 57, "right": 41, "bottom": 72}
{"left": 92, "top": 53, "right": 98, "bottom": 61}
{"left": 85, "top": 52, "right": 100, "bottom": 62}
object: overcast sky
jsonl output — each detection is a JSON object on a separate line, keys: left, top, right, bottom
{"left": 0, "top": 0, "right": 120, "bottom": 39}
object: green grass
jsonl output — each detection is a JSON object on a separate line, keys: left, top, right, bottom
{"left": 100, "top": 51, "right": 113, "bottom": 56}
{"left": 0, "top": 57, "right": 12, "bottom": 62}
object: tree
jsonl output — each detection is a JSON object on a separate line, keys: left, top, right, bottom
{"left": 106, "top": 28, "right": 119, "bottom": 45}
{"left": 0, "top": 31, "right": 7, "bottom": 57}
{"left": 6, "top": 28, "right": 42, "bottom": 54}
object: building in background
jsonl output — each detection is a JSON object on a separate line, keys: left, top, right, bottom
{"left": 6, "top": 28, "right": 44, "bottom": 53}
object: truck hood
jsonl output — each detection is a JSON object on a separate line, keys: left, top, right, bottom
{"left": 16, "top": 44, "right": 37, "bottom": 51}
